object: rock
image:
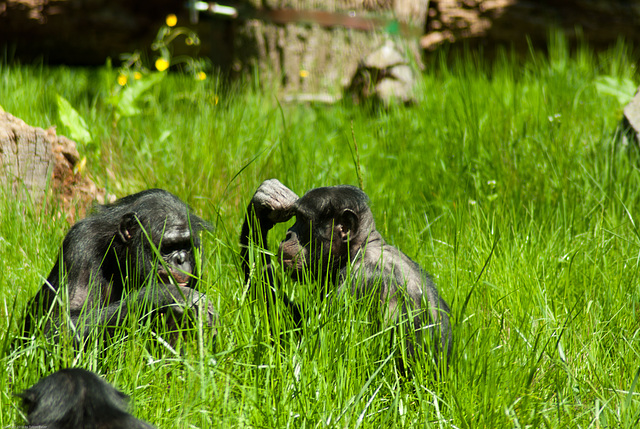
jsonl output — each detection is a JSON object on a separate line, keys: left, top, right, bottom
{"left": 363, "top": 42, "right": 406, "bottom": 69}
{"left": 345, "top": 40, "right": 416, "bottom": 107}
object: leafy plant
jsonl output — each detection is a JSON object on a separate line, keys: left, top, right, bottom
{"left": 107, "top": 72, "right": 165, "bottom": 120}
{"left": 56, "top": 94, "right": 92, "bottom": 144}
{"left": 595, "top": 75, "right": 637, "bottom": 105}
{"left": 107, "top": 14, "right": 209, "bottom": 124}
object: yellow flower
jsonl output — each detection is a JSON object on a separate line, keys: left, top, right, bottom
{"left": 155, "top": 58, "right": 170, "bottom": 72}
{"left": 166, "top": 14, "right": 177, "bottom": 27}
{"left": 117, "top": 74, "right": 127, "bottom": 86}
{"left": 299, "top": 69, "right": 309, "bottom": 78}
{"left": 74, "top": 156, "right": 87, "bottom": 175}
{"left": 133, "top": 71, "right": 142, "bottom": 80}
{"left": 213, "top": 95, "right": 219, "bottom": 105}
{"left": 196, "top": 71, "right": 206, "bottom": 81}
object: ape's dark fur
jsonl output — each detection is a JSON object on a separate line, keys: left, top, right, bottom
{"left": 24, "top": 188, "right": 215, "bottom": 340}
{"left": 240, "top": 179, "right": 452, "bottom": 361}
{"left": 18, "top": 368, "right": 155, "bottom": 429}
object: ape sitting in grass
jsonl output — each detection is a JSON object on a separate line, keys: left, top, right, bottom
{"left": 240, "top": 179, "right": 452, "bottom": 363}
{"left": 23, "top": 189, "right": 216, "bottom": 342}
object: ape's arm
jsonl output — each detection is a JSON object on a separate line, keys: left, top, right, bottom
{"left": 28, "top": 283, "right": 215, "bottom": 340}
{"left": 239, "top": 179, "right": 301, "bottom": 324}
{"left": 78, "top": 285, "right": 214, "bottom": 337}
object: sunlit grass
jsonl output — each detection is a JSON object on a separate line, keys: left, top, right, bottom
{"left": 1, "top": 36, "right": 640, "bottom": 427}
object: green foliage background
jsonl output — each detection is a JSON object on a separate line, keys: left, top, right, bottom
{"left": 1, "top": 36, "right": 640, "bottom": 427}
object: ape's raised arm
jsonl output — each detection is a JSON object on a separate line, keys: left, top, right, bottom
{"left": 239, "top": 179, "right": 301, "bottom": 324}
{"left": 239, "top": 179, "right": 299, "bottom": 282}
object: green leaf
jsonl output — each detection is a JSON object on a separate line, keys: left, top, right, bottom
{"left": 594, "top": 75, "right": 637, "bottom": 105}
{"left": 56, "top": 94, "right": 92, "bottom": 144}
{"left": 116, "top": 72, "right": 165, "bottom": 117}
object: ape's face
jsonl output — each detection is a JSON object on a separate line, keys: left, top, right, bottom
{"left": 155, "top": 223, "right": 198, "bottom": 286}
{"left": 115, "top": 191, "right": 206, "bottom": 288}
{"left": 278, "top": 187, "right": 361, "bottom": 279}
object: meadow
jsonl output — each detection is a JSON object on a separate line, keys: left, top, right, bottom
{"left": 1, "top": 36, "right": 640, "bottom": 427}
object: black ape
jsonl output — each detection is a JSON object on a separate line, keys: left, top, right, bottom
{"left": 24, "top": 188, "right": 215, "bottom": 340}
{"left": 240, "top": 179, "right": 452, "bottom": 360}
{"left": 18, "top": 368, "right": 155, "bottom": 429}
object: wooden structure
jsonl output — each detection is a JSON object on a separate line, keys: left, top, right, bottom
{"left": 233, "top": 1, "right": 427, "bottom": 93}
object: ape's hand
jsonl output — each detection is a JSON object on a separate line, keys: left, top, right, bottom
{"left": 251, "top": 179, "right": 299, "bottom": 225}
{"left": 163, "top": 286, "right": 217, "bottom": 330}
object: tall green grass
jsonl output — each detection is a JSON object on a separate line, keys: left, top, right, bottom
{"left": 1, "top": 36, "right": 640, "bottom": 427}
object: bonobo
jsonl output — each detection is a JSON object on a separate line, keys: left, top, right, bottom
{"left": 18, "top": 368, "right": 155, "bottom": 429}
{"left": 240, "top": 179, "right": 452, "bottom": 360}
{"left": 24, "top": 189, "right": 215, "bottom": 340}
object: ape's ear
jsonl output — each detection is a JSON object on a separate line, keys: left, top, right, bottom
{"left": 338, "top": 209, "right": 359, "bottom": 242}
{"left": 118, "top": 213, "right": 138, "bottom": 244}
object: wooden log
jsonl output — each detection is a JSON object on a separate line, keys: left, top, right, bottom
{"left": 421, "top": 0, "right": 640, "bottom": 52}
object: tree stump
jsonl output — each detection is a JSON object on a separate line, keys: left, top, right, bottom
{"left": 0, "top": 111, "right": 108, "bottom": 221}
